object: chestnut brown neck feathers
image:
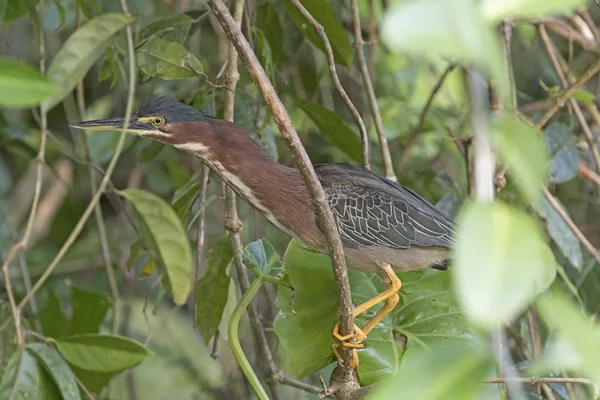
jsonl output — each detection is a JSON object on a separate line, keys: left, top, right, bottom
{"left": 169, "top": 119, "right": 326, "bottom": 249}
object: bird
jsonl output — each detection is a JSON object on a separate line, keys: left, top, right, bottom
{"left": 72, "top": 95, "right": 457, "bottom": 367}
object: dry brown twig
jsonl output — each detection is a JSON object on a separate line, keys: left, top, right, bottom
{"left": 580, "top": 160, "right": 600, "bottom": 186}
{"left": 288, "top": 0, "right": 371, "bottom": 171}
{"left": 205, "top": 0, "right": 360, "bottom": 398}
{"left": 220, "top": 1, "right": 281, "bottom": 397}
{"left": 350, "top": 0, "right": 396, "bottom": 181}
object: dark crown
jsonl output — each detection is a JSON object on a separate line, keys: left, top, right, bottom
{"left": 134, "top": 96, "right": 214, "bottom": 123}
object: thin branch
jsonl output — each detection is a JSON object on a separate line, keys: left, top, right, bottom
{"left": 535, "top": 57, "right": 600, "bottom": 129}
{"left": 220, "top": 0, "right": 281, "bottom": 398}
{"left": 289, "top": 0, "right": 370, "bottom": 170}
{"left": 275, "top": 374, "right": 334, "bottom": 398}
{"left": 485, "top": 377, "right": 600, "bottom": 399}
{"left": 543, "top": 186, "right": 600, "bottom": 264}
{"left": 580, "top": 161, "right": 600, "bottom": 187}
{"left": 398, "top": 64, "right": 455, "bottom": 171}
{"left": 350, "top": 0, "right": 395, "bottom": 181}
{"left": 192, "top": 165, "right": 210, "bottom": 331}
{"left": 13, "top": 9, "right": 137, "bottom": 315}
{"left": 538, "top": 24, "right": 600, "bottom": 173}
{"left": 205, "top": 0, "right": 359, "bottom": 397}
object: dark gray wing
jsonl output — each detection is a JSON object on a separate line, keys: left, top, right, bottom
{"left": 315, "top": 163, "right": 456, "bottom": 250}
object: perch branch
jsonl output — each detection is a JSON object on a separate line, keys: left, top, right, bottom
{"left": 289, "top": 0, "right": 370, "bottom": 170}
{"left": 220, "top": 1, "right": 281, "bottom": 398}
{"left": 350, "top": 0, "right": 395, "bottom": 180}
{"left": 205, "top": 0, "right": 360, "bottom": 397}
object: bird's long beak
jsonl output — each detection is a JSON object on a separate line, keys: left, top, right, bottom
{"left": 70, "top": 118, "right": 150, "bottom": 135}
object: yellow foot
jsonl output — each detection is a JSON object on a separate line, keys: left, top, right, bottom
{"left": 332, "top": 322, "right": 367, "bottom": 347}
{"left": 332, "top": 344, "right": 359, "bottom": 368}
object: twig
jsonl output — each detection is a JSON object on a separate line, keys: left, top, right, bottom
{"left": 367, "top": 0, "right": 377, "bottom": 80}
{"left": 543, "top": 186, "right": 600, "bottom": 264}
{"left": 205, "top": 0, "right": 359, "bottom": 397}
{"left": 535, "top": 57, "right": 600, "bottom": 128}
{"left": 350, "top": 0, "right": 395, "bottom": 181}
{"left": 541, "top": 18, "right": 600, "bottom": 55}
{"left": 75, "top": 20, "right": 120, "bottom": 334}
{"left": 538, "top": 24, "right": 600, "bottom": 173}
{"left": 192, "top": 165, "right": 210, "bottom": 331}
{"left": 580, "top": 161, "right": 600, "bottom": 186}
{"left": 485, "top": 377, "right": 600, "bottom": 399}
{"left": 220, "top": 1, "right": 281, "bottom": 398}
{"left": 12, "top": 4, "right": 137, "bottom": 317}
{"left": 275, "top": 374, "right": 334, "bottom": 398}
{"left": 398, "top": 65, "right": 455, "bottom": 170}
{"left": 289, "top": 0, "right": 370, "bottom": 170}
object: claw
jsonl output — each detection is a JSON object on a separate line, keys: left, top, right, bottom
{"left": 332, "top": 323, "right": 367, "bottom": 346}
{"left": 332, "top": 344, "right": 359, "bottom": 368}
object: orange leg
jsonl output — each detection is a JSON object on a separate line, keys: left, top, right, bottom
{"left": 331, "top": 263, "right": 402, "bottom": 365}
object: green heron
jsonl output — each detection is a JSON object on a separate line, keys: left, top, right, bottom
{"left": 72, "top": 96, "right": 456, "bottom": 367}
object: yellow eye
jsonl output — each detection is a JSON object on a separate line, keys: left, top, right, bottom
{"left": 152, "top": 116, "right": 164, "bottom": 127}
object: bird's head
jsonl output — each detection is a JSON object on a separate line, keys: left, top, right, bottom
{"left": 71, "top": 96, "right": 215, "bottom": 146}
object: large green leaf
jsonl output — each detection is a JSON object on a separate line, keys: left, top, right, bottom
{"left": 195, "top": 236, "right": 232, "bottom": 345}
{"left": 371, "top": 340, "right": 494, "bottom": 400}
{"left": 69, "top": 287, "right": 111, "bottom": 335}
{"left": 136, "top": 37, "right": 203, "bottom": 80}
{"left": 242, "top": 239, "right": 284, "bottom": 278}
{"left": 453, "top": 201, "right": 557, "bottom": 329}
{"left": 282, "top": 0, "right": 353, "bottom": 66}
{"left": 27, "top": 343, "right": 80, "bottom": 400}
{"left": 119, "top": 189, "right": 193, "bottom": 305}
{"left": 536, "top": 289, "right": 600, "bottom": 383}
{"left": 138, "top": 14, "right": 193, "bottom": 45}
{"left": 482, "top": 0, "right": 587, "bottom": 22}
{"left": 42, "top": 13, "right": 134, "bottom": 111}
{"left": 381, "top": 0, "right": 507, "bottom": 102}
{"left": 491, "top": 116, "right": 548, "bottom": 205}
{"left": 544, "top": 123, "right": 580, "bottom": 184}
{"left": 0, "top": 350, "right": 41, "bottom": 400}
{"left": 533, "top": 195, "right": 583, "bottom": 271}
{"left": 40, "top": 289, "right": 70, "bottom": 339}
{"left": 297, "top": 99, "right": 362, "bottom": 163}
{"left": 0, "top": 56, "right": 56, "bottom": 108}
{"left": 274, "top": 240, "right": 472, "bottom": 384}
{"left": 171, "top": 171, "right": 202, "bottom": 220}
{"left": 54, "top": 334, "right": 150, "bottom": 373}
{"left": 255, "top": 2, "right": 285, "bottom": 67}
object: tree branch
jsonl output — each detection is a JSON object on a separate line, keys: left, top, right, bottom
{"left": 205, "top": 0, "right": 360, "bottom": 397}
{"left": 350, "top": 0, "right": 395, "bottom": 180}
{"left": 220, "top": 1, "right": 281, "bottom": 398}
{"left": 289, "top": 0, "right": 370, "bottom": 170}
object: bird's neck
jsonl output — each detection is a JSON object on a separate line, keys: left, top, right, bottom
{"left": 173, "top": 122, "right": 325, "bottom": 248}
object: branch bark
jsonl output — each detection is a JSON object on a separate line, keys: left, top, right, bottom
{"left": 220, "top": 1, "right": 281, "bottom": 398}
{"left": 205, "top": 0, "right": 360, "bottom": 397}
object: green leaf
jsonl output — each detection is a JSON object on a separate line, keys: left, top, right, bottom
{"left": 482, "top": 0, "right": 587, "bottom": 22}
{"left": 0, "top": 56, "right": 56, "bottom": 108}
{"left": 491, "top": 116, "right": 548, "bottom": 205}
{"left": 42, "top": 13, "right": 134, "bottom": 111}
{"left": 544, "top": 123, "right": 580, "bottom": 184}
{"left": 136, "top": 37, "right": 203, "bottom": 80}
{"left": 195, "top": 236, "right": 233, "bottom": 345}
{"left": 371, "top": 340, "right": 494, "bottom": 400}
{"left": 297, "top": 99, "right": 363, "bottom": 162}
{"left": 27, "top": 343, "right": 80, "bottom": 400}
{"left": 54, "top": 334, "right": 150, "bottom": 373}
{"left": 533, "top": 196, "right": 583, "bottom": 271}
{"left": 242, "top": 239, "right": 284, "bottom": 277}
{"left": 274, "top": 240, "right": 473, "bottom": 383}
{"left": 282, "top": 0, "right": 353, "bottom": 66}
{"left": 256, "top": 2, "right": 285, "bottom": 66}
{"left": 138, "top": 140, "right": 165, "bottom": 163}
{"left": 0, "top": 350, "right": 40, "bottom": 400}
{"left": 453, "top": 201, "right": 557, "bottom": 329}
{"left": 171, "top": 172, "right": 202, "bottom": 220}
{"left": 119, "top": 189, "right": 193, "bottom": 305}
{"left": 69, "top": 287, "right": 111, "bottom": 335}
{"left": 138, "top": 14, "right": 193, "bottom": 44}
{"left": 381, "top": 0, "right": 507, "bottom": 102}
{"left": 40, "top": 289, "right": 69, "bottom": 338}
{"left": 536, "top": 289, "right": 600, "bottom": 383}
{"left": 572, "top": 89, "right": 596, "bottom": 106}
